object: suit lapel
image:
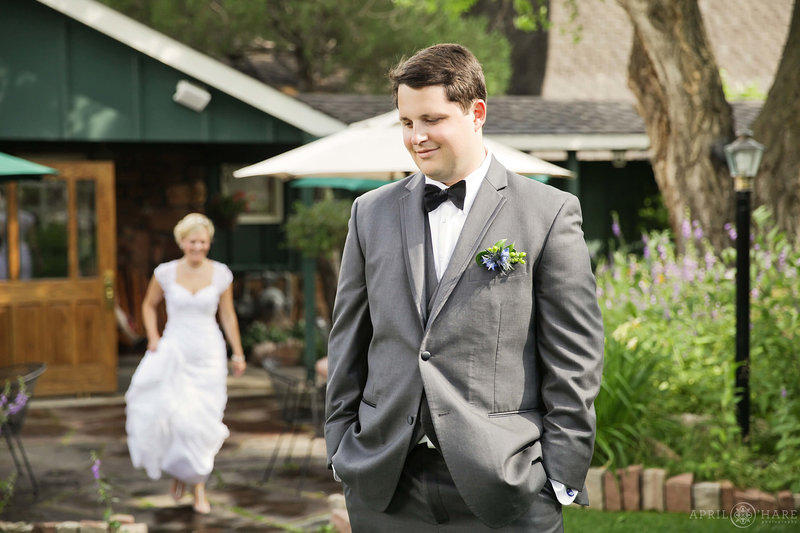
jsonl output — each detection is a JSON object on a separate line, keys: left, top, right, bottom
{"left": 427, "top": 157, "right": 508, "bottom": 328}
{"left": 400, "top": 172, "right": 427, "bottom": 326}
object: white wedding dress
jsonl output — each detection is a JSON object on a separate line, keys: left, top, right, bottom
{"left": 125, "top": 259, "right": 232, "bottom": 485}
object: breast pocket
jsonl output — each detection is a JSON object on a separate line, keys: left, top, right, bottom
{"left": 468, "top": 261, "right": 529, "bottom": 283}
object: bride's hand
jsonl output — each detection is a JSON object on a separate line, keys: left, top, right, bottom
{"left": 147, "top": 338, "right": 160, "bottom": 351}
{"left": 232, "top": 359, "right": 246, "bottom": 377}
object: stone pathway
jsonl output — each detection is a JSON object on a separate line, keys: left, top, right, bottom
{"left": 1, "top": 364, "right": 341, "bottom": 532}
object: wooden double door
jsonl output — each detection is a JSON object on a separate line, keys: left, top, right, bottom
{"left": 0, "top": 161, "right": 117, "bottom": 396}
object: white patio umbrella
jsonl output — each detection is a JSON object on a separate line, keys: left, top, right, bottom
{"left": 233, "top": 111, "right": 573, "bottom": 180}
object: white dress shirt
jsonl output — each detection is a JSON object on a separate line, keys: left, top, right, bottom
{"left": 425, "top": 153, "right": 491, "bottom": 280}
{"left": 423, "top": 151, "right": 579, "bottom": 506}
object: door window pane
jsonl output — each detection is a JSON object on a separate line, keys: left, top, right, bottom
{"left": 18, "top": 181, "right": 69, "bottom": 279}
{"left": 76, "top": 180, "right": 97, "bottom": 277}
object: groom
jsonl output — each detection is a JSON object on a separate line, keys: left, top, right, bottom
{"left": 324, "top": 43, "right": 604, "bottom": 531}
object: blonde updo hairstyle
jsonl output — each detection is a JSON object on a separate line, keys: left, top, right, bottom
{"left": 173, "top": 213, "right": 215, "bottom": 246}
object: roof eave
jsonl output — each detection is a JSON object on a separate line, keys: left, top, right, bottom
{"left": 487, "top": 133, "right": 651, "bottom": 152}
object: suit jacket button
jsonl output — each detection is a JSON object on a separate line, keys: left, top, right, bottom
{"left": 407, "top": 415, "right": 414, "bottom": 425}
{"left": 421, "top": 351, "right": 431, "bottom": 361}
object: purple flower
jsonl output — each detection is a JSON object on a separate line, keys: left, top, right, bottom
{"left": 781, "top": 388, "right": 788, "bottom": 398}
{"left": 704, "top": 252, "right": 716, "bottom": 271}
{"left": 682, "top": 256, "right": 698, "bottom": 282}
{"left": 724, "top": 223, "right": 736, "bottom": 241}
{"left": 778, "top": 250, "right": 787, "bottom": 271}
{"left": 681, "top": 219, "right": 691, "bottom": 239}
{"left": 692, "top": 220, "right": 703, "bottom": 240}
{"left": 92, "top": 459, "right": 101, "bottom": 480}
{"left": 5, "top": 391, "right": 28, "bottom": 416}
{"left": 612, "top": 220, "right": 621, "bottom": 239}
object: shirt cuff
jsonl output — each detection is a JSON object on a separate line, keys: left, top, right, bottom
{"left": 331, "top": 464, "right": 341, "bottom": 482}
{"left": 550, "top": 479, "right": 578, "bottom": 505}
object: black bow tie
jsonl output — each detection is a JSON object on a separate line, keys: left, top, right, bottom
{"left": 423, "top": 181, "right": 466, "bottom": 212}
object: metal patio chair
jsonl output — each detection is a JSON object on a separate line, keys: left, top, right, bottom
{"left": 261, "top": 359, "right": 326, "bottom": 493}
{"left": 1, "top": 362, "right": 47, "bottom": 498}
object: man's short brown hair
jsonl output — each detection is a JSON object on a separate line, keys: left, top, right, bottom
{"left": 389, "top": 43, "right": 487, "bottom": 113}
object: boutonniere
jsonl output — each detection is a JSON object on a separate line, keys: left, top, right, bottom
{"left": 475, "top": 239, "right": 526, "bottom": 273}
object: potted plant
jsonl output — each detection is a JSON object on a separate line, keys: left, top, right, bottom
{"left": 206, "top": 190, "right": 249, "bottom": 229}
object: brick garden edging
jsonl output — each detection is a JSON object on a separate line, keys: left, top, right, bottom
{"left": 585, "top": 465, "right": 800, "bottom": 516}
{"left": 323, "top": 469, "right": 800, "bottom": 533}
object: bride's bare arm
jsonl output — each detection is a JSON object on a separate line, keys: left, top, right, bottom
{"left": 218, "top": 285, "right": 246, "bottom": 377}
{"left": 141, "top": 275, "right": 164, "bottom": 351}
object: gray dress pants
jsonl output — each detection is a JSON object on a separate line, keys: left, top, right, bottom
{"left": 343, "top": 444, "right": 564, "bottom": 532}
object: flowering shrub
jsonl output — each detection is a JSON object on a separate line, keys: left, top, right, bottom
{"left": 0, "top": 378, "right": 28, "bottom": 431}
{"left": 90, "top": 450, "right": 120, "bottom": 531}
{"left": 594, "top": 206, "right": 800, "bottom": 491}
{"left": 0, "top": 379, "right": 27, "bottom": 513}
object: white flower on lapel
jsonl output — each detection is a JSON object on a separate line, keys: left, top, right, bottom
{"left": 475, "top": 239, "right": 527, "bottom": 273}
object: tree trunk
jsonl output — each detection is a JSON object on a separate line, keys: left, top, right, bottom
{"left": 751, "top": 0, "right": 800, "bottom": 244}
{"left": 470, "top": 0, "right": 549, "bottom": 95}
{"left": 618, "top": 0, "right": 736, "bottom": 252}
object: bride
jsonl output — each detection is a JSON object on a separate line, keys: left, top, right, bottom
{"left": 125, "top": 213, "right": 246, "bottom": 514}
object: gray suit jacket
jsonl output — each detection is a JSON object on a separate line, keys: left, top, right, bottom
{"left": 325, "top": 156, "right": 604, "bottom": 528}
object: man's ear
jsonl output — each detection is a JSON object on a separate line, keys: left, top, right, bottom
{"left": 472, "top": 100, "right": 487, "bottom": 131}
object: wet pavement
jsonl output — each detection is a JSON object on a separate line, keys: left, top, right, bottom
{"left": 0, "top": 357, "right": 342, "bottom": 532}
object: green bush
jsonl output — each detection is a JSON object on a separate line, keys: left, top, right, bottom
{"left": 283, "top": 197, "right": 352, "bottom": 258}
{"left": 594, "top": 206, "right": 800, "bottom": 491}
{"left": 241, "top": 320, "right": 303, "bottom": 355}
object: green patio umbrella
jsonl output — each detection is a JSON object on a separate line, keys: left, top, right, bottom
{"left": 0, "top": 153, "right": 58, "bottom": 181}
{"left": 290, "top": 176, "right": 390, "bottom": 191}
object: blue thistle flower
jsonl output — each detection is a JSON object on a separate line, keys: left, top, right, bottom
{"left": 476, "top": 239, "right": 522, "bottom": 274}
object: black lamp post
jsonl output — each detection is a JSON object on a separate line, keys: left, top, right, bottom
{"left": 723, "top": 130, "right": 764, "bottom": 440}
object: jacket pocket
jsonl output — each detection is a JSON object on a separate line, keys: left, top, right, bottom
{"left": 487, "top": 406, "right": 543, "bottom": 418}
{"left": 468, "top": 261, "right": 529, "bottom": 282}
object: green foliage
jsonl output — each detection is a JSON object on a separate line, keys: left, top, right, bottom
{"left": 593, "top": 335, "right": 678, "bottom": 470}
{"left": 720, "top": 69, "right": 767, "bottom": 101}
{"left": 595, "top": 206, "right": 800, "bottom": 491}
{"left": 636, "top": 194, "right": 670, "bottom": 236}
{"left": 0, "top": 472, "right": 16, "bottom": 514}
{"left": 97, "top": 0, "right": 511, "bottom": 94}
{"left": 563, "top": 506, "right": 751, "bottom": 532}
{"left": 206, "top": 191, "right": 249, "bottom": 229}
{"left": 1, "top": 375, "right": 29, "bottom": 512}
{"left": 284, "top": 198, "right": 352, "bottom": 259}
{"left": 33, "top": 222, "right": 68, "bottom": 277}
{"left": 90, "top": 450, "right": 121, "bottom": 531}
{"left": 241, "top": 320, "right": 303, "bottom": 354}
